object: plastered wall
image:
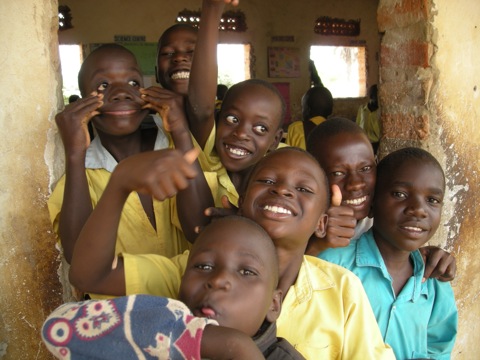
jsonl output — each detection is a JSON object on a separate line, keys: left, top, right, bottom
{"left": 0, "top": 0, "right": 478, "bottom": 358}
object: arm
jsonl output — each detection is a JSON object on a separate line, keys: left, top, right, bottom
{"left": 201, "top": 325, "right": 264, "bottom": 359}
{"left": 305, "top": 185, "right": 356, "bottom": 256}
{"left": 69, "top": 149, "right": 199, "bottom": 296}
{"left": 55, "top": 92, "right": 103, "bottom": 263}
{"left": 187, "top": 0, "right": 238, "bottom": 148}
{"left": 141, "top": 87, "right": 215, "bottom": 243}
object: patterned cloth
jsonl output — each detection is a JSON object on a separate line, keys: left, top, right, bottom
{"left": 42, "top": 295, "right": 217, "bottom": 360}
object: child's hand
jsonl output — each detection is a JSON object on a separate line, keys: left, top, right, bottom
{"left": 419, "top": 246, "right": 457, "bottom": 282}
{"left": 55, "top": 92, "right": 103, "bottom": 154}
{"left": 140, "top": 87, "right": 188, "bottom": 135}
{"left": 112, "top": 148, "right": 199, "bottom": 201}
{"left": 306, "top": 185, "right": 356, "bottom": 256}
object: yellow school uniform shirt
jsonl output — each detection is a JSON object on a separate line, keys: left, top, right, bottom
{"left": 121, "top": 253, "right": 395, "bottom": 360}
{"left": 285, "top": 116, "right": 326, "bottom": 150}
{"left": 48, "top": 115, "right": 191, "bottom": 259}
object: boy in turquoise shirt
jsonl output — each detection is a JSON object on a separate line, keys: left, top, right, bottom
{"left": 319, "top": 147, "right": 457, "bottom": 359}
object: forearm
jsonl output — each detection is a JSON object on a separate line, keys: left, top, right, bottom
{"left": 69, "top": 175, "right": 129, "bottom": 295}
{"left": 173, "top": 130, "right": 214, "bottom": 243}
{"left": 201, "top": 325, "right": 264, "bottom": 360}
{"left": 187, "top": 0, "right": 225, "bottom": 147}
{"left": 58, "top": 153, "right": 93, "bottom": 263}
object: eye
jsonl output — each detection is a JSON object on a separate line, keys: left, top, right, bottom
{"left": 159, "top": 49, "right": 175, "bottom": 57}
{"left": 225, "top": 115, "right": 239, "bottom": 125}
{"left": 392, "top": 191, "right": 407, "bottom": 199}
{"left": 239, "top": 268, "right": 257, "bottom": 276}
{"left": 128, "top": 80, "right": 140, "bottom": 87}
{"left": 253, "top": 124, "right": 268, "bottom": 134}
{"left": 331, "top": 171, "right": 344, "bottom": 177}
{"left": 427, "top": 196, "right": 442, "bottom": 205}
{"left": 360, "top": 165, "right": 373, "bottom": 172}
{"left": 296, "top": 186, "right": 314, "bottom": 194}
{"left": 195, "top": 264, "right": 213, "bottom": 271}
{"left": 97, "top": 82, "right": 108, "bottom": 91}
{"left": 257, "top": 178, "right": 275, "bottom": 185}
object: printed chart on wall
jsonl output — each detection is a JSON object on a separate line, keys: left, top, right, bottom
{"left": 268, "top": 47, "right": 301, "bottom": 78}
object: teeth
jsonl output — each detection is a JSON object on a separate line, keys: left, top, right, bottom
{"left": 171, "top": 71, "right": 190, "bottom": 80}
{"left": 226, "top": 145, "right": 249, "bottom": 156}
{"left": 263, "top": 205, "right": 292, "bottom": 215}
{"left": 344, "top": 196, "right": 367, "bottom": 206}
{"left": 403, "top": 226, "right": 423, "bottom": 232}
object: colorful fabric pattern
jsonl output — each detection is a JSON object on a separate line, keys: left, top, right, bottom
{"left": 42, "top": 295, "right": 217, "bottom": 360}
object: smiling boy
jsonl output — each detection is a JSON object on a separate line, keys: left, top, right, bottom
{"left": 319, "top": 147, "right": 458, "bottom": 359}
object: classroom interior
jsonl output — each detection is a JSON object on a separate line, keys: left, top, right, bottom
{"left": 0, "top": 0, "right": 479, "bottom": 358}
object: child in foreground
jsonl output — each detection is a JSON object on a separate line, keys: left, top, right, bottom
{"left": 319, "top": 147, "right": 458, "bottom": 359}
{"left": 306, "top": 117, "right": 457, "bottom": 281}
{"left": 69, "top": 147, "right": 395, "bottom": 359}
{"left": 43, "top": 216, "right": 303, "bottom": 359}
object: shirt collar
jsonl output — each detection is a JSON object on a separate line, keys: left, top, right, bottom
{"left": 85, "top": 114, "right": 169, "bottom": 172}
{"left": 293, "top": 256, "right": 336, "bottom": 304}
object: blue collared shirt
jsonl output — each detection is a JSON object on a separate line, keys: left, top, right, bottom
{"left": 319, "top": 229, "right": 457, "bottom": 360}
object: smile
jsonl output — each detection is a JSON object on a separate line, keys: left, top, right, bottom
{"left": 225, "top": 144, "right": 251, "bottom": 157}
{"left": 344, "top": 195, "right": 367, "bottom": 206}
{"left": 170, "top": 71, "right": 190, "bottom": 80}
{"left": 263, "top": 205, "right": 292, "bottom": 215}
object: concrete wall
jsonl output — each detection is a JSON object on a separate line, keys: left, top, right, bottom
{"left": 57, "top": 0, "right": 381, "bottom": 121}
{"left": 0, "top": 0, "right": 478, "bottom": 358}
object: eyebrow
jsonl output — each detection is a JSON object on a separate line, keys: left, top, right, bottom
{"left": 389, "top": 181, "right": 445, "bottom": 195}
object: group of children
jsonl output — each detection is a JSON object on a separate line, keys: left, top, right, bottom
{"left": 43, "top": 0, "right": 458, "bottom": 359}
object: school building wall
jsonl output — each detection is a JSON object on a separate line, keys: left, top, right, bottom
{"left": 0, "top": 0, "right": 478, "bottom": 358}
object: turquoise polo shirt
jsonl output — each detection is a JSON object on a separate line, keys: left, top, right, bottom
{"left": 319, "top": 229, "right": 458, "bottom": 360}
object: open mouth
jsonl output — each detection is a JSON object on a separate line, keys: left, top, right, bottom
{"left": 101, "top": 109, "right": 139, "bottom": 116}
{"left": 224, "top": 144, "right": 252, "bottom": 157}
{"left": 263, "top": 204, "right": 292, "bottom": 215}
{"left": 344, "top": 195, "right": 367, "bottom": 206}
{"left": 170, "top": 71, "right": 190, "bottom": 80}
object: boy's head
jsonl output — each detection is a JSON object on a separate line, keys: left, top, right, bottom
{"left": 179, "top": 215, "right": 281, "bottom": 337}
{"left": 215, "top": 79, "right": 285, "bottom": 174}
{"left": 239, "top": 147, "right": 329, "bottom": 250}
{"left": 301, "top": 86, "right": 333, "bottom": 121}
{"left": 307, "top": 117, "right": 376, "bottom": 221}
{"left": 155, "top": 24, "right": 198, "bottom": 96}
{"left": 77, "top": 44, "right": 149, "bottom": 136}
{"left": 373, "top": 147, "right": 445, "bottom": 251}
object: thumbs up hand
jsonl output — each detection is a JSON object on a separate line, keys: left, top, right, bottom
{"left": 305, "top": 184, "right": 356, "bottom": 256}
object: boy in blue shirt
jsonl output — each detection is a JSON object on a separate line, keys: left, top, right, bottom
{"left": 319, "top": 147, "right": 458, "bottom": 359}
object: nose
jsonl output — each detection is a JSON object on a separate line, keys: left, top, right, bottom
{"left": 107, "top": 84, "right": 135, "bottom": 102}
{"left": 405, "top": 196, "right": 428, "bottom": 218}
{"left": 232, "top": 123, "right": 250, "bottom": 140}
{"left": 205, "top": 269, "right": 231, "bottom": 291}
{"left": 270, "top": 181, "right": 294, "bottom": 198}
{"left": 172, "top": 50, "right": 192, "bottom": 63}
{"left": 344, "top": 171, "right": 366, "bottom": 192}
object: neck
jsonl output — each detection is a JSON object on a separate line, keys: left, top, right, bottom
{"left": 276, "top": 246, "right": 304, "bottom": 299}
{"left": 98, "top": 127, "right": 156, "bottom": 163}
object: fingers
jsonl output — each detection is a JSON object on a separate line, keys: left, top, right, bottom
{"left": 421, "top": 246, "right": 456, "bottom": 282}
{"left": 184, "top": 148, "right": 200, "bottom": 164}
{"left": 331, "top": 184, "right": 342, "bottom": 207}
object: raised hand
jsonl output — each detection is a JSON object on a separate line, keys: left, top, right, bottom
{"left": 305, "top": 184, "right": 356, "bottom": 256}
{"left": 55, "top": 92, "right": 103, "bottom": 154}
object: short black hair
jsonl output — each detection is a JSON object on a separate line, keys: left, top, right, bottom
{"left": 306, "top": 116, "right": 366, "bottom": 153}
{"left": 221, "top": 79, "right": 286, "bottom": 130}
{"left": 376, "top": 147, "right": 445, "bottom": 188}
{"left": 302, "top": 86, "right": 333, "bottom": 120}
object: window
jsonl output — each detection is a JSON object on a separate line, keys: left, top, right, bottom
{"left": 310, "top": 45, "right": 367, "bottom": 98}
{"left": 217, "top": 44, "right": 250, "bottom": 87}
{"left": 59, "top": 44, "right": 82, "bottom": 104}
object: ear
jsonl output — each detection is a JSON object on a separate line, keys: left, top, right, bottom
{"left": 266, "top": 289, "right": 282, "bottom": 323}
{"left": 268, "top": 128, "right": 284, "bottom": 152}
{"left": 313, "top": 213, "right": 328, "bottom": 239}
{"left": 155, "top": 66, "right": 160, "bottom": 84}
